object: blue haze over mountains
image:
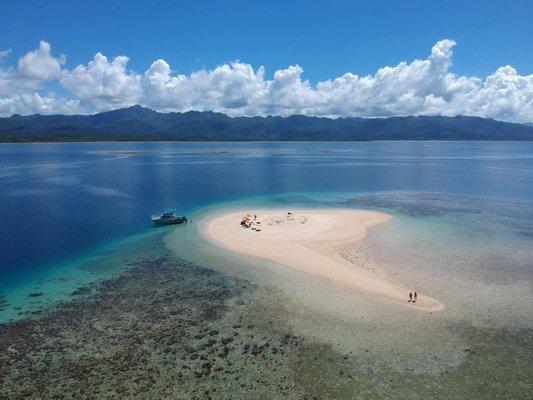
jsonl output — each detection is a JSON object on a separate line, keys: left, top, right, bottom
{"left": 1, "top": 105, "right": 532, "bottom": 141}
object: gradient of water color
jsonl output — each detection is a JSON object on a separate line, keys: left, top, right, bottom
{"left": 0, "top": 141, "right": 532, "bottom": 323}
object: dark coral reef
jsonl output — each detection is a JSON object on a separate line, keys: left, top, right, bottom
{"left": 0, "top": 254, "right": 307, "bottom": 399}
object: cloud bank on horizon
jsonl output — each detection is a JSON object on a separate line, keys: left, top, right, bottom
{"left": 0, "top": 40, "right": 531, "bottom": 122}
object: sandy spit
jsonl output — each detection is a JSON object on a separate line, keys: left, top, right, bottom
{"left": 202, "top": 209, "right": 443, "bottom": 311}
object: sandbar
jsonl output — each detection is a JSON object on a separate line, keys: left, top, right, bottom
{"left": 202, "top": 209, "right": 443, "bottom": 311}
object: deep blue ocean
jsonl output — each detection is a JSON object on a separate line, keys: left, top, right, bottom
{"left": 1, "top": 141, "right": 532, "bottom": 321}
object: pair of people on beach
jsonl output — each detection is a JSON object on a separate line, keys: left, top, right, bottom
{"left": 408, "top": 291, "right": 418, "bottom": 302}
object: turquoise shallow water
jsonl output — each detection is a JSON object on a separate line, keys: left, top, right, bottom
{"left": 0, "top": 141, "right": 532, "bottom": 323}
{"left": 1, "top": 142, "right": 532, "bottom": 399}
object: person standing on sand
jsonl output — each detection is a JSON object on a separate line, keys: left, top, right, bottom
{"left": 414, "top": 291, "right": 418, "bottom": 302}
{"left": 408, "top": 292, "right": 413, "bottom": 302}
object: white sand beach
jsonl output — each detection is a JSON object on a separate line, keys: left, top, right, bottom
{"left": 203, "top": 209, "right": 443, "bottom": 311}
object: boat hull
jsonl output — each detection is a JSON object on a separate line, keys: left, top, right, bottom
{"left": 152, "top": 218, "right": 187, "bottom": 226}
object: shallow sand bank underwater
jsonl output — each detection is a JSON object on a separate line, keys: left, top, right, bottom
{"left": 1, "top": 196, "right": 532, "bottom": 399}
{"left": 203, "top": 209, "right": 443, "bottom": 311}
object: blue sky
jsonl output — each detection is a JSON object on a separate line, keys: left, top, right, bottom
{"left": 2, "top": 0, "right": 532, "bottom": 80}
{"left": 0, "top": 0, "right": 532, "bottom": 121}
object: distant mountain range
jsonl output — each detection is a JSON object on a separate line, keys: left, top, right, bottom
{"left": 1, "top": 105, "right": 532, "bottom": 142}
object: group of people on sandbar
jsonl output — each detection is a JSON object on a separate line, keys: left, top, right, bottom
{"left": 240, "top": 214, "right": 261, "bottom": 231}
{"left": 408, "top": 291, "right": 418, "bottom": 303}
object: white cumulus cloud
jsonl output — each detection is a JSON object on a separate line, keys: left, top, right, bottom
{"left": 0, "top": 93, "right": 78, "bottom": 116}
{"left": 18, "top": 40, "right": 65, "bottom": 82}
{"left": 61, "top": 53, "right": 142, "bottom": 110}
{"left": 0, "top": 41, "right": 74, "bottom": 115}
{"left": 0, "top": 39, "right": 532, "bottom": 122}
{"left": 0, "top": 48, "right": 12, "bottom": 62}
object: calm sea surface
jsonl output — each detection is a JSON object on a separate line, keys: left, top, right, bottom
{"left": 1, "top": 141, "right": 532, "bottom": 321}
